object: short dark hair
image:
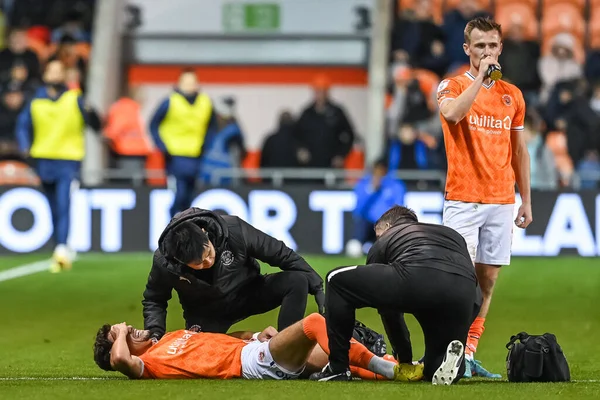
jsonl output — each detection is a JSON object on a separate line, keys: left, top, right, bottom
{"left": 180, "top": 68, "right": 197, "bottom": 77}
{"left": 9, "top": 27, "right": 27, "bottom": 37}
{"left": 93, "top": 324, "right": 114, "bottom": 371}
{"left": 464, "top": 17, "right": 502, "bottom": 44}
{"left": 374, "top": 158, "right": 388, "bottom": 170}
{"left": 375, "top": 205, "right": 418, "bottom": 231}
{"left": 59, "top": 34, "right": 77, "bottom": 45}
{"left": 164, "top": 221, "right": 210, "bottom": 264}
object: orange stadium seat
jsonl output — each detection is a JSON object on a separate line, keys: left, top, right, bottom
{"left": 385, "top": 92, "right": 394, "bottom": 109}
{"left": 444, "top": 0, "right": 493, "bottom": 13}
{"left": 412, "top": 68, "right": 440, "bottom": 109}
{"left": 27, "top": 37, "right": 50, "bottom": 63}
{"left": 398, "top": 0, "right": 415, "bottom": 10}
{"left": 542, "top": 0, "right": 586, "bottom": 9}
{"left": 541, "top": 3, "right": 585, "bottom": 42}
{"left": 545, "top": 131, "right": 574, "bottom": 186}
{"left": 495, "top": 3, "right": 540, "bottom": 41}
{"left": 242, "top": 151, "right": 262, "bottom": 183}
{"left": 344, "top": 146, "right": 366, "bottom": 185}
{"left": 397, "top": 0, "right": 444, "bottom": 24}
{"left": 145, "top": 149, "right": 166, "bottom": 186}
{"left": 588, "top": 10, "right": 600, "bottom": 49}
{"left": 495, "top": 0, "right": 539, "bottom": 7}
{"left": 0, "top": 161, "right": 40, "bottom": 186}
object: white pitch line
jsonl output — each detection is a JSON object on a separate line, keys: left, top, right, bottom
{"left": 0, "top": 377, "right": 121, "bottom": 381}
{"left": 0, "top": 377, "right": 597, "bottom": 383}
{"left": 0, "top": 259, "right": 51, "bottom": 283}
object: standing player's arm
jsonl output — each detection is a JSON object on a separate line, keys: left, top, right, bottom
{"left": 149, "top": 98, "right": 170, "bottom": 153}
{"left": 110, "top": 324, "right": 144, "bottom": 379}
{"left": 77, "top": 96, "right": 102, "bottom": 132}
{"left": 142, "top": 253, "right": 174, "bottom": 340}
{"left": 511, "top": 131, "right": 531, "bottom": 205}
{"left": 199, "top": 109, "right": 218, "bottom": 157}
{"left": 438, "top": 76, "right": 484, "bottom": 124}
{"left": 510, "top": 97, "right": 533, "bottom": 228}
{"left": 239, "top": 218, "right": 324, "bottom": 294}
{"left": 15, "top": 101, "right": 33, "bottom": 154}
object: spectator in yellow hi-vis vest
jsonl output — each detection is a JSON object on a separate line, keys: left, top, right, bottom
{"left": 15, "top": 60, "right": 101, "bottom": 273}
{"left": 149, "top": 69, "right": 216, "bottom": 218}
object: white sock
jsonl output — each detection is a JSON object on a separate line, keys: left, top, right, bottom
{"left": 367, "top": 356, "right": 396, "bottom": 379}
{"left": 54, "top": 244, "right": 68, "bottom": 257}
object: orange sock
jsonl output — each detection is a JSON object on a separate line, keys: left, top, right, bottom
{"left": 302, "top": 313, "right": 375, "bottom": 369}
{"left": 349, "top": 366, "right": 387, "bottom": 380}
{"left": 466, "top": 317, "right": 485, "bottom": 358}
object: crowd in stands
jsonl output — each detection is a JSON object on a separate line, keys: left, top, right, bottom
{"left": 1, "top": 0, "right": 599, "bottom": 190}
{"left": 0, "top": 0, "right": 94, "bottom": 184}
{"left": 389, "top": 0, "right": 600, "bottom": 189}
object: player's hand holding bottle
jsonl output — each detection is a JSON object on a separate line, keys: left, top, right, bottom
{"left": 478, "top": 55, "right": 501, "bottom": 81}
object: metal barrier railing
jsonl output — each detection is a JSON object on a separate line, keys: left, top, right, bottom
{"left": 4, "top": 164, "right": 600, "bottom": 189}
{"left": 0, "top": 165, "right": 448, "bottom": 188}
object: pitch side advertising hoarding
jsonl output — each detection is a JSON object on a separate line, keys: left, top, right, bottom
{"left": 0, "top": 186, "right": 598, "bottom": 256}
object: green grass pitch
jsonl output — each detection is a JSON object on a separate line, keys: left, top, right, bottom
{"left": 0, "top": 254, "right": 599, "bottom": 399}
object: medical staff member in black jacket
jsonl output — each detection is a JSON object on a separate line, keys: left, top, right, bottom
{"left": 142, "top": 207, "right": 325, "bottom": 341}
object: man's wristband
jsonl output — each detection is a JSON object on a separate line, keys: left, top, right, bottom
{"left": 252, "top": 332, "right": 260, "bottom": 341}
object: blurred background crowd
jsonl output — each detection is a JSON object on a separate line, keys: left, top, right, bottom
{"left": 1, "top": 0, "right": 599, "bottom": 191}
{"left": 0, "top": 0, "right": 599, "bottom": 255}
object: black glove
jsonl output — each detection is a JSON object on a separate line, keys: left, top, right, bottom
{"left": 314, "top": 288, "right": 325, "bottom": 315}
{"left": 149, "top": 330, "right": 164, "bottom": 344}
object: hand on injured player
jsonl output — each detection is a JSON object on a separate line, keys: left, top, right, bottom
{"left": 256, "top": 326, "right": 278, "bottom": 342}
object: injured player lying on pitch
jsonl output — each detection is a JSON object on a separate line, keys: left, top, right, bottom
{"left": 93, "top": 313, "right": 424, "bottom": 381}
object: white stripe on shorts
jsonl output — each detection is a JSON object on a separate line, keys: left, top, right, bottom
{"left": 328, "top": 265, "right": 358, "bottom": 282}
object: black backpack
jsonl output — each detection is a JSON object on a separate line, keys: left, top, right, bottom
{"left": 353, "top": 320, "right": 387, "bottom": 357}
{"left": 506, "top": 332, "right": 570, "bottom": 382}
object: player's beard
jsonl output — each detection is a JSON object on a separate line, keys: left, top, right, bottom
{"left": 131, "top": 328, "right": 150, "bottom": 341}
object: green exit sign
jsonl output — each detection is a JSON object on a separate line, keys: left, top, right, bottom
{"left": 223, "top": 3, "right": 280, "bottom": 32}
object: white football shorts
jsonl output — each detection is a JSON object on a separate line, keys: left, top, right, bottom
{"left": 442, "top": 200, "right": 515, "bottom": 266}
{"left": 241, "top": 340, "right": 303, "bottom": 380}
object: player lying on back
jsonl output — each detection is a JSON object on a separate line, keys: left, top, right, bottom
{"left": 93, "top": 313, "right": 422, "bottom": 381}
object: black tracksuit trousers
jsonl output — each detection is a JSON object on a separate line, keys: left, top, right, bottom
{"left": 325, "top": 264, "right": 481, "bottom": 380}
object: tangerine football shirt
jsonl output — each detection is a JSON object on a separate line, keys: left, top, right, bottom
{"left": 139, "top": 330, "right": 247, "bottom": 379}
{"left": 437, "top": 71, "right": 525, "bottom": 204}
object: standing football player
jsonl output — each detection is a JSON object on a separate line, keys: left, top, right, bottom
{"left": 436, "top": 17, "right": 533, "bottom": 378}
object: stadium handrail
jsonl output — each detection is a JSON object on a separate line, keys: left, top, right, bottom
{"left": 0, "top": 167, "right": 448, "bottom": 188}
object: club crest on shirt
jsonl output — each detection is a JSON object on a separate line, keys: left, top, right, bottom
{"left": 502, "top": 94, "right": 512, "bottom": 106}
{"left": 258, "top": 351, "right": 265, "bottom": 362}
{"left": 221, "top": 250, "right": 234, "bottom": 266}
{"left": 437, "top": 79, "right": 449, "bottom": 93}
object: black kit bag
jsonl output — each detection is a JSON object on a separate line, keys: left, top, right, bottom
{"left": 353, "top": 320, "right": 387, "bottom": 357}
{"left": 506, "top": 332, "right": 570, "bottom": 382}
